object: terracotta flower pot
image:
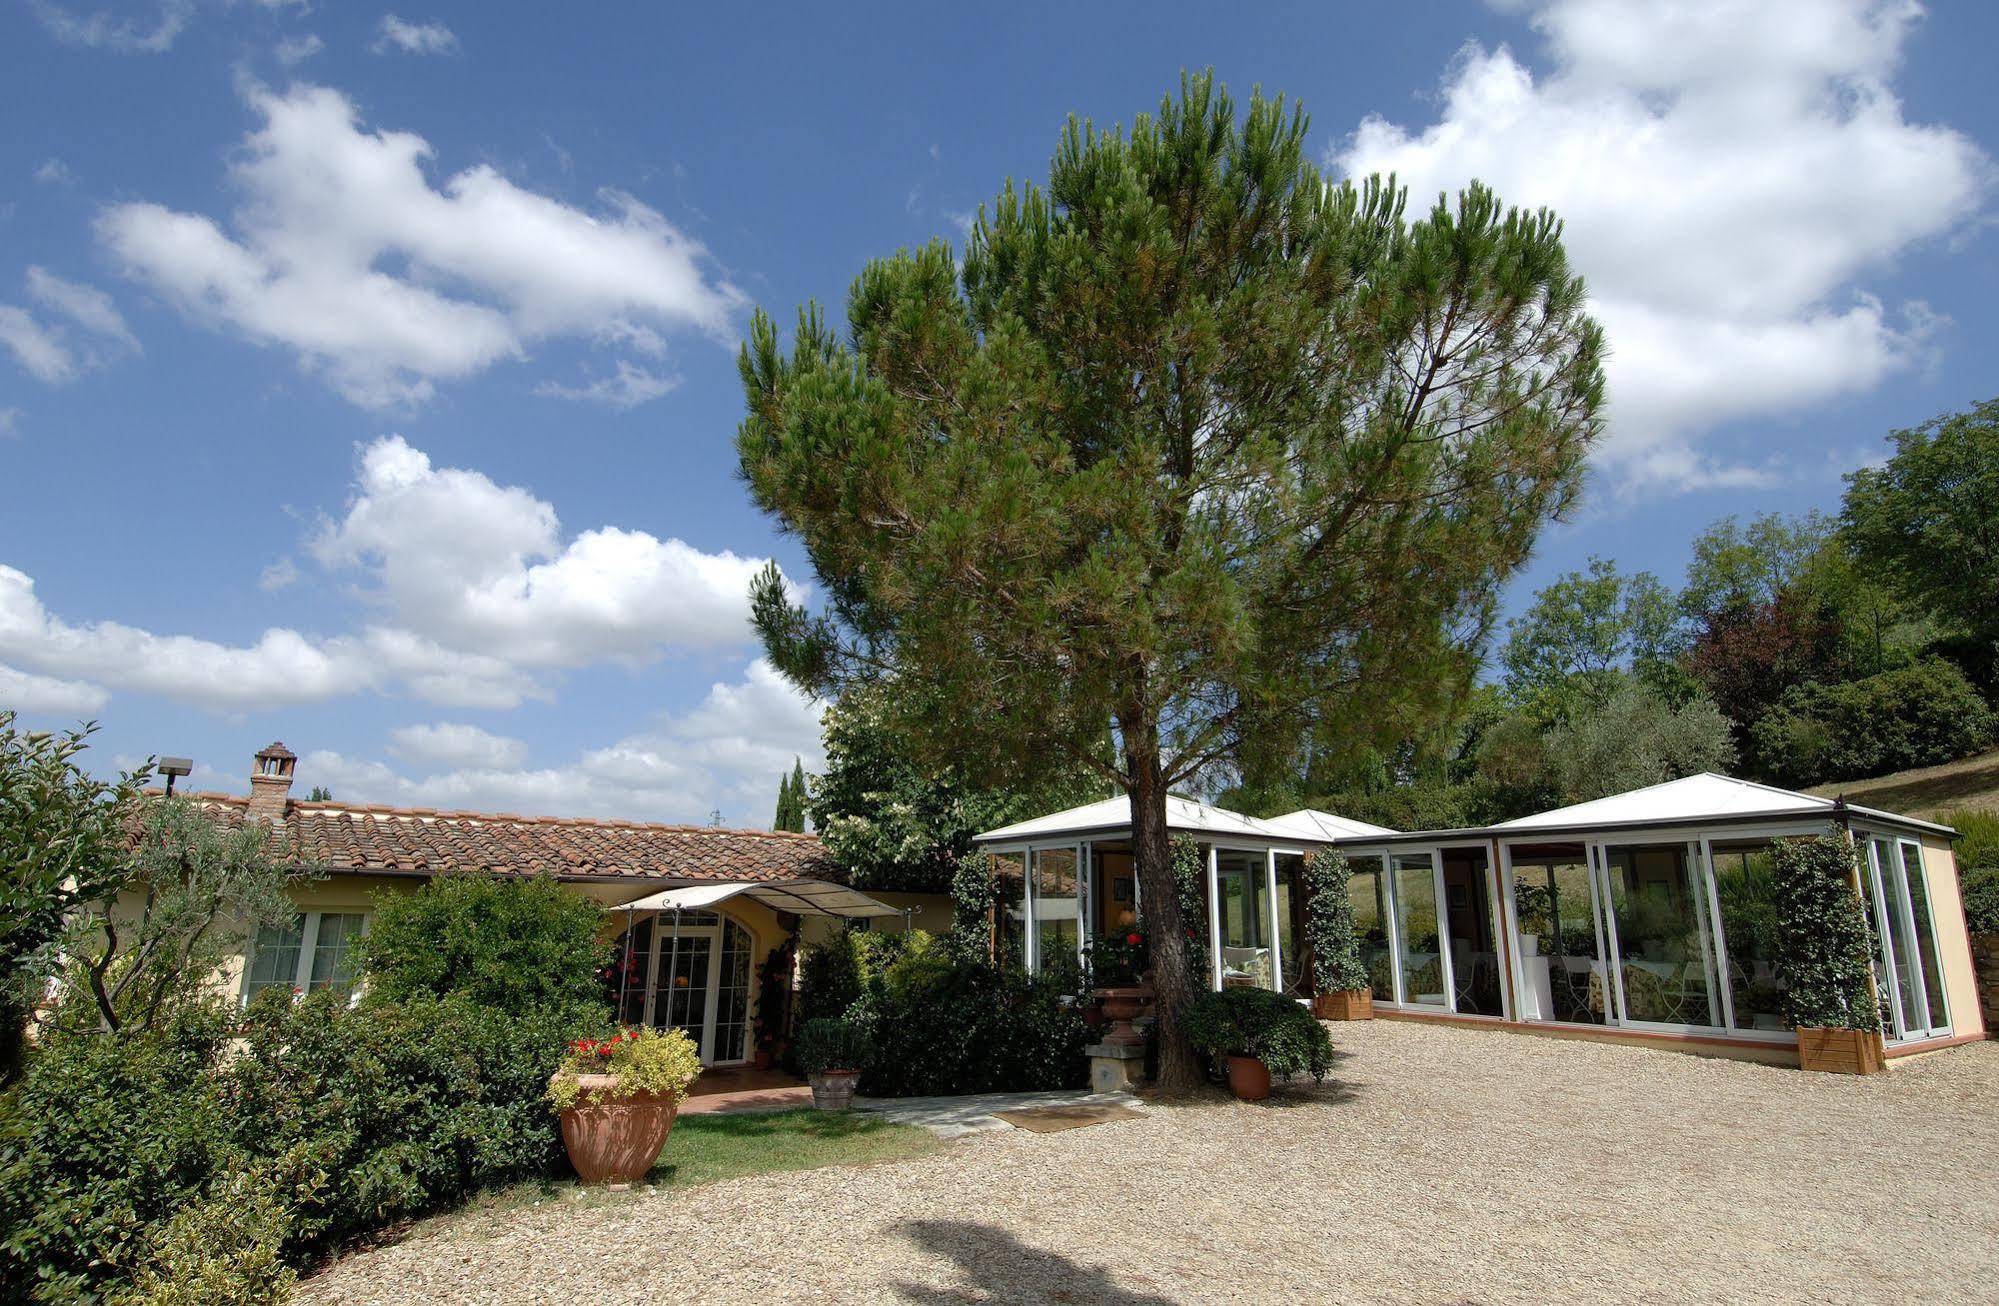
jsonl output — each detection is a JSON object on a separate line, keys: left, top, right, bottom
{"left": 1796, "top": 1026, "right": 1886, "bottom": 1075}
{"left": 556, "top": 1074, "right": 679, "bottom": 1186}
{"left": 809, "top": 1068, "right": 861, "bottom": 1110}
{"left": 1225, "top": 1054, "right": 1272, "bottom": 1101}
{"left": 1312, "top": 988, "right": 1374, "bottom": 1020}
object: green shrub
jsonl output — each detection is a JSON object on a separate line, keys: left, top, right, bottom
{"left": 946, "top": 850, "right": 1001, "bottom": 964}
{"left": 797, "top": 927, "right": 931, "bottom": 1025}
{"left": 847, "top": 962, "right": 1087, "bottom": 1096}
{"left": 1086, "top": 928, "right": 1147, "bottom": 988}
{"left": 0, "top": 1003, "right": 235, "bottom": 1303}
{"left": 1964, "top": 868, "right": 1999, "bottom": 936}
{"left": 1750, "top": 658, "right": 1995, "bottom": 786}
{"left": 121, "top": 1164, "right": 299, "bottom": 1306}
{"left": 1769, "top": 836, "right": 1882, "bottom": 1032}
{"left": 222, "top": 988, "right": 605, "bottom": 1259}
{"left": 1181, "top": 986, "right": 1334, "bottom": 1081}
{"left": 795, "top": 1018, "right": 874, "bottom": 1074}
{"left": 357, "top": 872, "right": 611, "bottom": 1022}
{"left": 1303, "top": 849, "right": 1367, "bottom": 994}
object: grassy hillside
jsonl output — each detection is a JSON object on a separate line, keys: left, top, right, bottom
{"left": 1806, "top": 748, "right": 1999, "bottom": 820}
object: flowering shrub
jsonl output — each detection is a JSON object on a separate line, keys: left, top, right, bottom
{"left": 546, "top": 1025, "right": 702, "bottom": 1111}
{"left": 1086, "top": 928, "right": 1148, "bottom": 987}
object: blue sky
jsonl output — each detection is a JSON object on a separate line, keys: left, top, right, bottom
{"left": 1, "top": 0, "right": 1993, "bottom": 825}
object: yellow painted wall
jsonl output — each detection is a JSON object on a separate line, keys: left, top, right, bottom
{"left": 1919, "top": 836, "right": 1986, "bottom": 1039}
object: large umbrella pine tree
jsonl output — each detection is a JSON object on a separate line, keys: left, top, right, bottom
{"left": 736, "top": 74, "right": 1604, "bottom": 1088}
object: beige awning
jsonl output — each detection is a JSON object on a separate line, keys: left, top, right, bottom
{"left": 607, "top": 879, "right": 903, "bottom": 919}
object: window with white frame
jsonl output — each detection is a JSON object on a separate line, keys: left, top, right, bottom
{"left": 245, "top": 911, "right": 368, "bottom": 1002}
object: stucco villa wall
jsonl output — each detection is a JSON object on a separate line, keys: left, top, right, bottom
{"left": 1920, "top": 836, "right": 1986, "bottom": 1039}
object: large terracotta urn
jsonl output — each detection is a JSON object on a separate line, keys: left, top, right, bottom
{"left": 1225, "top": 1055, "right": 1272, "bottom": 1102}
{"left": 809, "top": 1068, "right": 861, "bottom": 1110}
{"left": 557, "top": 1074, "right": 680, "bottom": 1186}
{"left": 1094, "top": 985, "right": 1154, "bottom": 1047}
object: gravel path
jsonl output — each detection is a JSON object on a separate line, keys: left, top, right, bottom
{"left": 298, "top": 1022, "right": 1999, "bottom": 1304}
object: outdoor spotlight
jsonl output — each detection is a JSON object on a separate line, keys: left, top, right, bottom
{"left": 158, "top": 756, "right": 193, "bottom": 796}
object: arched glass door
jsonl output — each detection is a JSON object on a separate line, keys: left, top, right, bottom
{"left": 609, "top": 910, "right": 755, "bottom": 1064}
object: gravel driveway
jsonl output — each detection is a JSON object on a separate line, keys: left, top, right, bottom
{"left": 298, "top": 1022, "right": 1999, "bottom": 1304}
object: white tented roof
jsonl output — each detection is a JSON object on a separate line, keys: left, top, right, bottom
{"left": 1487, "top": 772, "right": 1953, "bottom": 837}
{"left": 607, "top": 879, "right": 903, "bottom": 919}
{"left": 976, "top": 794, "right": 1293, "bottom": 845}
{"left": 1262, "top": 808, "right": 1400, "bottom": 841}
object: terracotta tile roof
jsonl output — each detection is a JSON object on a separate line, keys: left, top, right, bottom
{"left": 179, "top": 792, "right": 836, "bottom": 884}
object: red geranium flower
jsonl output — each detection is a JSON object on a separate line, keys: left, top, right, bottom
{"left": 1125, "top": 932, "right": 1143, "bottom": 946}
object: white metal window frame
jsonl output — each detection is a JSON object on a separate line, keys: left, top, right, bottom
{"left": 1345, "top": 841, "right": 1509, "bottom": 1018}
{"left": 1855, "top": 829, "right": 1952, "bottom": 1044}
{"left": 1495, "top": 821, "right": 1832, "bottom": 1044}
{"left": 242, "top": 909, "right": 369, "bottom": 1004}
{"left": 1019, "top": 842, "right": 1090, "bottom": 979}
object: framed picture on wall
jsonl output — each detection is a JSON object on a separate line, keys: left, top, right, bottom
{"left": 1112, "top": 879, "right": 1135, "bottom": 904}
{"left": 1448, "top": 884, "right": 1469, "bottom": 910}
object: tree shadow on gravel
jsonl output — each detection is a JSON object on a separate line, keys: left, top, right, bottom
{"left": 889, "top": 1220, "right": 1179, "bottom": 1304}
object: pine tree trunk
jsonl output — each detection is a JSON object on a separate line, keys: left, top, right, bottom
{"left": 1124, "top": 712, "right": 1205, "bottom": 1091}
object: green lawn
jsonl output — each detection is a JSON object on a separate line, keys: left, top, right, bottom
{"left": 649, "top": 1109, "right": 938, "bottom": 1188}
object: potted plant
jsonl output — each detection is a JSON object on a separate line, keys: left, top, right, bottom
{"left": 1303, "top": 849, "right": 1373, "bottom": 1019}
{"left": 1088, "top": 929, "right": 1153, "bottom": 1045}
{"left": 1182, "top": 986, "right": 1335, "bottom": 1101}
{"left": 547, "top": 1025, "right": 703, "bottom": 1186}
{"left": 1770, "top": 835, "right": 1887, "bottom": 1074}
{"left": 796, "top": 1017, "right": 873, "bottom": 1110}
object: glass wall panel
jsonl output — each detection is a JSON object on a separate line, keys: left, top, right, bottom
{"left": 1441, "top": 850, "right": 1502, "bottom": 1016}
{"left": 1216, "top": 851, "right": 1274, "bottom": 989}
{"left": 992, "top": 853, "right": 1027, "bottom": 971}
{"left": 1509, "top": 847, "right": 1603, "bottom": 1024}
{"left": 1275, "top": 853, "right": 1307, "bottom": 997}
{"left": 1709, "top": 842, "right": 1788, "bottom": 1032}
{"left": 1867, "top": 836, "right": 1920, "bottom": 1034}
{"left": 609, "top": 917, "right": 656, "bottom": 1025}
{"left": 659, "top": 935, "right": 713, "bottom": 1045}
{"left": 1601, "top": 844, "right": 1718, "bottom": 1027}
{"left": 713, "top": 919, "right": 753, "bottom": 1063}
{"left": 1899, "top": 843, "right": 1950, "bottom": 1031}
{"left": 1393, "top": 853, "right": 1446, "bottom": 1006}
{"left": 1032, "top": 848, "right": 1080, "bottom": 985}
{"left": 1348, "top": 856, "right": 1394, "bottom": 1000}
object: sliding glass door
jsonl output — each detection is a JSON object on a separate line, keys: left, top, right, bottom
{"left": 1350, "top": 845, "right": 1501, "bottom": 1014}
{"left": 1863, "top": 836, "right": 1951, "bottom": 1041}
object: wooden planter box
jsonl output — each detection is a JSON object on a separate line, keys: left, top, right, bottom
{"left": 1796, "top": 1026, "right": 1886, "bottom": 1075}
{"left": 1312, "top": 988, "right": 1374, "bottom": 1021}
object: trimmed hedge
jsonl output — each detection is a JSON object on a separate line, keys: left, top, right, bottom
{"left": 847, "top": 955, "right": 1087, "bottom": 1097}
{"left": 1303, "top": 849, "right": 1367, "bottom": 994}
{"left": 1769, "top": 836, "right": 1881, "bottom": 1032}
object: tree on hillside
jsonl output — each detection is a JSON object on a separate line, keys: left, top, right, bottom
{"left": 1542, "top": 675, "right": 1735, "bottom": 803}
{"left": 1843, "top": 396, "right": 1999, "bottom": 689}
{"left": 1678, "top": 512, "right": 1830, "bottom": 622}
{"left": 1499, "top": 557, "right": 1680, "bottom": 716}
{"left": 735, "top": 74, "right": 1605, "bottom": 1086}
{"left": 807, "top": 686, "right": 1105, "bottom": 892}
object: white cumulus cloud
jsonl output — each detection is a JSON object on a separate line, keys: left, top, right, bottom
{"left": 372, "top": 15, "right": 456, "bottom": 55}
{"left": 1332, "top": 0, "right": 1988, "bottom": 492}
{"left": 0, "top": 267, "right": 139, "bottom": 385}
{"left": 96, "top": 81, "right": 743, "bottom": 408}
{"left": 0, "top": 662, "right": 111, "bottom": 717}
{"left": 389, "top": 721, "right": 529, "bottom": 769}
{"left": 311, "top": 435, "right": 787, "bottom": 666}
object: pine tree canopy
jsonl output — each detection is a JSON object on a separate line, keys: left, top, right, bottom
{"left": 735, "top": 72, "right": 1605, "bottom": 1085}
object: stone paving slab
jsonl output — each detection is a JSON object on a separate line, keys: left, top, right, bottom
{"left": 851, "top": 1088, "right": 1145, "bottom": 1138}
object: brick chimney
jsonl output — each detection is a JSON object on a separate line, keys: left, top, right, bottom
{"left": 247, "top": 741, "right": 297, "bottom": 824}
